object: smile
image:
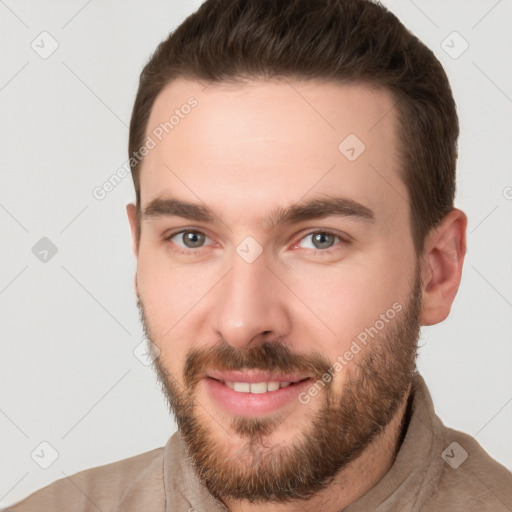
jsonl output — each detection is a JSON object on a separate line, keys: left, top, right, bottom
{"left": 204, "top": 375, "right": 313, "bottom": 416}
{"left": 217, "top": 379, "right": 303, "bottom": 393}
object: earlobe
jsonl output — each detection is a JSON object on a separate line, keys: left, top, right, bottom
{"left": 126, "top": 203, "right": 139, "bottom": 256}
{"left": 419, "top": 208, "right": 467, "bottom": 326}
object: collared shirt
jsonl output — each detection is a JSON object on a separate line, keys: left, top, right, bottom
{"left": 5, "top": 373, "right": 512, "bottom": 511}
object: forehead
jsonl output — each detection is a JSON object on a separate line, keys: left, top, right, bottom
{"left": 140, "top": 78, "right": 407, "bottom": 228}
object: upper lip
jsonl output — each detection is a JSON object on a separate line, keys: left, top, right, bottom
{"left": 206, "top": 370, "right": 311, "bottom": 384}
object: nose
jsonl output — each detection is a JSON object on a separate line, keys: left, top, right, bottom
{"left": 213, "top": 252, "right": 291, "bottom": 349}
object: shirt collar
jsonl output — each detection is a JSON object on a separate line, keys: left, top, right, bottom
{"left": 163, "top": 426, "right": 228, "bottom": 511}
{"left": 343, "top": 371, "right": 446, "bottom": 511}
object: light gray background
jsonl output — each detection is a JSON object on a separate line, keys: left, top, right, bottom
{"left": 1, "top": 0, "right": 511, "bottom": 507}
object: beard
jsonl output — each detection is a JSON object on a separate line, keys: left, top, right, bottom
{"left": 137, "top": 273, "right": 422, "bottom": 505}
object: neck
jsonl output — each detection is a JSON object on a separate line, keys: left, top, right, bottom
{"left": 222, "top": 383, "right": 412, "bottom": 512}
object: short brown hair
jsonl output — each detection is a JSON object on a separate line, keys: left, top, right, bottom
{"left": 129, "top": 0, "right": 458, "bottom": 254}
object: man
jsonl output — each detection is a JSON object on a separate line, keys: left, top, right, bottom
{"left": 6, "top": 0, "right": 512, "bottom": 511}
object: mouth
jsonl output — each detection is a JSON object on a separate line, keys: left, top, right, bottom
{"left": 209, "top": 377, "right": 310, "bottom": 394}
{"left": 203, "top": 371, "right": 314, "bottom": 417}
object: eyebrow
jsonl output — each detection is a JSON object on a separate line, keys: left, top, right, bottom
{"left": 141, "top": 195, "right": 375, "bottom": 230}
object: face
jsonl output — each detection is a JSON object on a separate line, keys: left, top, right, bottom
{"left": 129, "top": 78, "right": 422, "bottom": 503}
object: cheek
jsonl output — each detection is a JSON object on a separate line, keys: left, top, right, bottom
{"left": 286, "top": 262, "right": 407, "bottom": 338}
{"left": 137, "top": 243, "right": 202, "bottom": 312}
{"left": 136, "top": 246, "right": 227, "bottom": 370}
{"left": 284, "top": 254, "right": 415, "bottom": 368}
{"left": 136, "top": 248, "right": 199, "bottom": 357}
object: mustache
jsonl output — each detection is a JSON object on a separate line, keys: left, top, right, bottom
{"left": 183, "top": 339, "right": 333, "bottom": 389}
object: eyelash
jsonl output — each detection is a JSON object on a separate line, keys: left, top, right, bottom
{"left": 164, "top": 229, "right": 349, "bottom": 256}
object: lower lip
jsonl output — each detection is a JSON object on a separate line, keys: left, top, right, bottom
{"left": 203, "top": 377, "right": 312, "bottom": 417}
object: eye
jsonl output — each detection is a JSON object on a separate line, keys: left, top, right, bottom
{"left": 296, "top": 231, "right": 342, "bottom": 251}
{"left": 168, "top": 230, "right": 212, "bottom": 250}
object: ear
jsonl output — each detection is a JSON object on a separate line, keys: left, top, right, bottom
{"left": 126, "top": 203, "right": 140, "bottom": 297}
{"left": 419, "top": 208, "right": 467, "bottom": 326}
{"left": 126, "top": 203, "right": 139, "bottom": 256}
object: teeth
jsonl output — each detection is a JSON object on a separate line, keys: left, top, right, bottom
{"left": 267, "top": 381, "right": 280, "bottom": 391}
{"left": 226, "top": 381, "right": 294, "bottom": 393}
{"left": 250, "top": 382, "right": 268, "bottom": 394}
{"left": 233, "top": 382, "right": 250, "bottom": 393}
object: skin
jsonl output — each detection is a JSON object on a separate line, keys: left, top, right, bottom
{"left": 126, "top": 78, "right": 467, "bottom": 511}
